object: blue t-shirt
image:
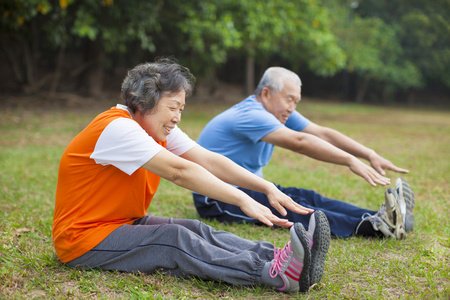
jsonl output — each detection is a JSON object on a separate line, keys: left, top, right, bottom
{"left": 197, "top": 95, "right": 311, "bottom": 178}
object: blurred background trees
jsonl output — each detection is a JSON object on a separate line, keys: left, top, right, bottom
{"left": 1, "top": 0, "right": 449, "bottom": 105}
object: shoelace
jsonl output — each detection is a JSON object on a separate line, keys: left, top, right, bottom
{"left": 269, "top": 242, "right": 292, "bottom": 278}
{"left": 356, "top": 210, "right": 398, "bottom": 238}
{"left": 355, "top": 212, "right": 384, "bottom": 233}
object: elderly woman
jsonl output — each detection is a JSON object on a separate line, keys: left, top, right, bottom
{"left": 52, "top": 58, "right": 330, "bottom": 293}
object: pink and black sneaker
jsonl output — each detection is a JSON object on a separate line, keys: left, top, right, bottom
{"left": 306, "top": 210, "right": 331, "bottom": 287}
{"left": 269, "top": 223, "right": 311, "bottom": 293}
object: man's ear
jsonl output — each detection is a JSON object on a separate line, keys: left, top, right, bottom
{"left": 260, "top": 87, "right": 271, "bottom": 102}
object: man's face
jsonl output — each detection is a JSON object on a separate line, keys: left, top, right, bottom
{"left": 134, "top": 91, "right": 185, "bottom": 142}
{"left": 262, "top": 79, "right": 301, "bottom": 124}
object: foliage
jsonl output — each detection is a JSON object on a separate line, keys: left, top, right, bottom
{"left": 325, "top": 0, "right": 424, "bottom": 102}
{"left": 151, "top": 0, "right": 243, "bottom": 77}
{"left": 1, "top": 0, "right": 161, "bottom": 51}
{"left": 150, "top": 0, "right": 346, "bottom": 78}
{"left": 357, "top": 0, "right": 450, "bottom": 88}
{"left": 224, "top": 0, "right": 345, "bottom": 76}
{"left": 0, "top": 0, "right": 449, "bottom": 101}
{"left": 68, "top": 0, "right": 162, "bottom": 53}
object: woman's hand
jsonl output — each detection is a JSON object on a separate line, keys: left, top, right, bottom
{"left": 238, "top": 197, "right": 294, "bottom": 228}
{"left": 265, "top": 184, "right": 314, "bottom": 217}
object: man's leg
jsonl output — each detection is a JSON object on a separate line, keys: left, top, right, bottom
{"left": 67, "top": 215, "right": 274, "bottom": 286}
{"left": 193, "top": 185, "right": 376, "bottom": 238}
{"left": 277, "top": 186, "right": 376, "bottom": 238}
{"left": 193, "top": 192, "right": 261, "bottom": 224}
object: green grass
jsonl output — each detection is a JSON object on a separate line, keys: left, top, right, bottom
{"left": 1, "top": 98, "right": 449, "bottom": 299}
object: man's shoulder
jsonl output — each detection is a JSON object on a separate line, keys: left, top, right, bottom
{"left": 207, "top": 97, "right": 261, "bottom": 123}
{"left": 231, "top": 96, "right": 271, "bottom": 118}
{"left": 234, "top": 95, "right": 262, "bottom": 109}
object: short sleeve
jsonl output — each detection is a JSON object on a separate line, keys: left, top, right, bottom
{"left": 285, "top": 110, "right": 311, "bottom": 131}
{"left": 166, "top": 125, "right": 197, "bottom": 155}
{"left": 235, "top": 108, "right": 284, "bottom": 143}
{"left": 90, "top": 118, "right": 164, "bottom": 175}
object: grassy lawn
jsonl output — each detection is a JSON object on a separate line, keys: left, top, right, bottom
{"left": 1, "top": 97, "right": 449, "bottom": 299}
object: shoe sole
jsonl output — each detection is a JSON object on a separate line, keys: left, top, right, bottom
{"left": 396, "top": 178, "right": 415, "bottom": 212}
{"left": 293, "top": 223, "right": 312, "bottom": 293}
{"left": 309, "top": 211, "right": 330, "bottom": 286}
{"left": 396, "top": 178, "right": 415, "bottom": 232}
{"left": 386, "top": 188, "right": 406, "bottom": 239}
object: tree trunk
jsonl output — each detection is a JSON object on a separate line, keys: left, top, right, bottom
{"left": 407, "top": 88, "right": 415, "bottom": 106}
{"left": 80, "top": 40, "right": 105, "bottom": 97}
{"left": 23, "top": 38, "right": 33, "bottom": 85}
{"left": 246, "top": 56, "right": 255, "bottom": 95}
{"left": 2, "top": 44, "right": 24, "bottom": 83}
{"left": 355, "top": 76, "right": 370, "bottom": 103}
{"left": 49, "top": 45, "right": 66, "bottom": 99}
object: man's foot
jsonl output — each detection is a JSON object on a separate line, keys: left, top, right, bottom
{"left": 381, "top": 187, "right": 406, "bottom": 239}
{"left": 396, "top": 178, "right": 415, "bottom": 232}
{"left": 269, "top": 223, "right": 311, "bottom": 293}
{"left": 356, "top": 209, "right": 396, "bottom": 238}
{"left": 355, "top": 188, "right": 406, "bottom": 239}
{"left": 306, "top": 211, "right": 330, "bottom": 287}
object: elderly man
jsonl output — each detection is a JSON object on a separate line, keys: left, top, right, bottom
{"left": 193, "top": 66, "right": 415, "bottom": 239}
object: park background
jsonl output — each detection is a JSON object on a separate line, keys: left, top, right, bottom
{"left": 1, "top": 0, "right": 449, "bottom": 299}
{"left": 1, "top": 0, "right": 450, "bottom": 105}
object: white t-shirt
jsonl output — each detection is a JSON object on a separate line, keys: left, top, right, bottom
{"left": 91, "top": 104, "right": 197, "bottom": 175}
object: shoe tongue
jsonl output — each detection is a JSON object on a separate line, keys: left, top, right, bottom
{"left": 307, "top": 215, "right": 316, "bottom": 240}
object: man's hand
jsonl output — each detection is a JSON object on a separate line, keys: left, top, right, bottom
{"left": 348, "top": 157, "right": 391, "bottom": 187}
{"left": 368, "top": 152, "right": 409, "bottom": 176}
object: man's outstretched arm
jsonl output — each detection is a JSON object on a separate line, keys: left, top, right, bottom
{"left": 302, "top": 122, "right": 409, "bottom": 175}
{"left": 261, "top": 126, "right": 391, "bottom": 187}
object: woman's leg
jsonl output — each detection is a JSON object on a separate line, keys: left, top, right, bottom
{"left": 136, "top": 215, "right": 274, "bottom": 257}
{"left": 68, "top": 216, "right": 274, "bottom": 286}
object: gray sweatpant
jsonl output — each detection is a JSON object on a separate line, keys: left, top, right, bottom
{"left": 67, "top": 215, "right": 275, "bottom": 286}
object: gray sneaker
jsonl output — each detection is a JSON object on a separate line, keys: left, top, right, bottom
{"left": 380, "top": 187, "right": 406, "bottom": 239}
{"left": 356, "top": 208, "right": 396, "bottom": 238}
{"left": 396, "top": 178, "right": 415, "bottom": 232}
{"left": 306, "top": 211, "right": 330, "bottom": 287}
{"left": 269, "top": 223, "right": 311, "bottom": 293}
{"left": 356, "top": 188, "right": 407, "bottom": 239}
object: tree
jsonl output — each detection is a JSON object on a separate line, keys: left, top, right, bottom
{"left": 355, "top": 0, "right": 450, "bottom": 102}
{"left": 148, "top": 0, "right": 243, "bottom": 93}
{"left": 397, "top": 1, "right": 450, "bottom": 90}
{"left": 1, "top": 0, "right": 57, "bottom": 93}
{"left": 224, "top": 0, "right": 346, "bottom": 94}
{"left": 137, "top": 0, "right": 346, "bottom": 95}
{"left": 63, "top": 0, "right": 163, "bottom": 95}
{"left": 325, "top": 0, "right": 423, "bottom": 102}
{"left": 1, "top": 0, "right": 163, "bottom": 95}
{"left": 1, "top": 0, "right": 447, "bottom": 104}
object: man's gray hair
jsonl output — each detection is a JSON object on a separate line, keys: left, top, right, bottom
{"left": 121, "top": 57, "right": 195, "bottom": 114}
{"left": 254, "top": 67, "right": 302, "bottom": 96}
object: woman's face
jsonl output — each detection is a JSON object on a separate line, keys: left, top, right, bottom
{"left": 134, "top": 91, "right": 185, "bottom": 142}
